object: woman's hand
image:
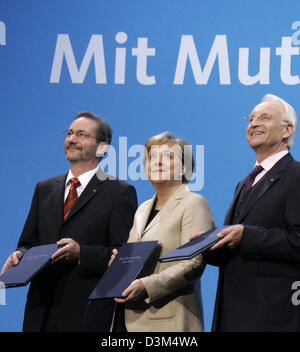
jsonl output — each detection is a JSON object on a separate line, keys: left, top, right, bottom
{"left": 114, "top": 279, "right": 148, "bottom": 303}
{"left": 190, "top": 231, "right": 205, "bottom": 241}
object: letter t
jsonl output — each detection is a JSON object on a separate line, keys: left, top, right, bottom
{"left": 132, "top": 38, "right": 156, "bottom": 85}
{"left": 276, "top": 37, "right": 300, "bottom": 85}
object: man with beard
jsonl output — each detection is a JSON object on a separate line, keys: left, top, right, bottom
{"left": 1, "top": 111, "right": 137, "bottom": 331}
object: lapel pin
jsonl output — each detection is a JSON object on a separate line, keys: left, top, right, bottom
{"left": 93, "top": 189, "right": 97, "bottom": 193}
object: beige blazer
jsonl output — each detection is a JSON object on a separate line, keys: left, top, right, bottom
{"left": 124, "top": 184, "right": 215, "bottom": 332}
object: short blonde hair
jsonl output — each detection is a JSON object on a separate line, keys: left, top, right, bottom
{"left": 144, "top": 132, "right": 194, "bottom": 184}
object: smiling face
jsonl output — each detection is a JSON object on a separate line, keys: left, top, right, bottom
{"left": 64, "top": 117, "right": 100, "bottom": 165}
{"left": 246, "top": 101, "right": 294, "bottom": 160}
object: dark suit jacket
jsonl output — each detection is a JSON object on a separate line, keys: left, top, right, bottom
{"left": 207, "top": 153, "right": 300, "bottom": 332}
{"left": 17, "top": 169, "right": 137, "bottom": 332}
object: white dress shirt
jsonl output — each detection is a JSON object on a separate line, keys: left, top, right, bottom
{"left": 252, "top": 150, "right": 289, "bottom": 187}
{"left": 64, "top": 165, "right": 99, "bottom": 201}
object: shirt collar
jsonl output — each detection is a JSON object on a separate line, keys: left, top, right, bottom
{"left": 65, "top": 165, "right": 99, "bottom": 188}
{"left": 255, "top": 150, "right": 289, "bottom": 172}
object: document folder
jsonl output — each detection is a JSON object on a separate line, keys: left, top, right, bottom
{"left": 89, "top": 241, "right": 159, "bottom": 300}
{"left": 0, "top": 244, "right": 59, "bottom": 288}
{"left": 159, "top": 226, "right": 232, "bottom": 263}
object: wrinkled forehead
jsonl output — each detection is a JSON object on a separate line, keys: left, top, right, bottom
{"left": 250, "top": 101, "right": 285, "bottom": 119}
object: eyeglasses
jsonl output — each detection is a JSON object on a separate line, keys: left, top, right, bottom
{"left": 64, "top": 129, "right": 102, "bottom": 141}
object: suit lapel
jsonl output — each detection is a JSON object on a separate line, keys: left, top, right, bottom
{"left": 237, "top": 153, "right": 294, "bottom": 223}
{"left": 52, "top": 174, "right": 67, "bottom": 230}
{"left": 141, "top": 184, "right": 189, "bottom": 237}
{"left": 135, "top": 195, "right": 157, "bottom": 238}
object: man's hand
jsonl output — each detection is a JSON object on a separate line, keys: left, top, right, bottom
{"left": 51, "top": 238, "right": 80, "bottom": 263}
{"left": 1, "top": 251, "right": 24, "bottom": 275}
{"left": 114, "top": 280, "right": 147, "bottom": 303}
{"left": 108, "top": 248, "right": 118, "bottom": 266}
{"left": 211, "top": 225, "right": 244, "bottom": 250}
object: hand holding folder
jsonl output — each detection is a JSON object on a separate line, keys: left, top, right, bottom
{"left": 89, "top": 241, "right": 159, "bottom": 300}
{"left": 159, "top": 226, "right": 233, "bottom": 263}
{"left": 209, "top": 225, "right": 243, "bottom": 250}
{"left": 1, "top": 251, "right": 24, "bottom": 276}
{"left": 0, "top": 244, "right": 60, "bottom": 288}
{"left": 107, "top": 248, "right": 148, "bottom": 302}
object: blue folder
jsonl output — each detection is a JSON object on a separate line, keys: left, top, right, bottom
{"left": 89, "top": 241, "right": 159, "bottom": 300}
{"left": 0, "top": 244, "right": 60, "bottom": 288}
{"left": 159, "top": 226, "right": 232, "bottom": 262}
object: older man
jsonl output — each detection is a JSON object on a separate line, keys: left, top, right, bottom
{"left": 1, "top": 111, "right": 137, "bottom": 331}
{"left": 207, "top": 94, "right": 300, "bottom": 331}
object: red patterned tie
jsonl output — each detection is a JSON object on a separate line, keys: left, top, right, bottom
{"left": 64, "top": 177, "right": 81, "bottom": 221}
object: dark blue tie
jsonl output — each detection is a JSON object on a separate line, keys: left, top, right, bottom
{"left": 245, "top": 165, "right": 264, "bottom": 192}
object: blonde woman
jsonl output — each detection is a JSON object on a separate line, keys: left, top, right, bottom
{"left": 111, "top": 132, "right": 214, "bottom": 332}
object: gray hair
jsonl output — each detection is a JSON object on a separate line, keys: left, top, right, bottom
{"left": 262, "top": 94, "right": 297, "bottom": 149}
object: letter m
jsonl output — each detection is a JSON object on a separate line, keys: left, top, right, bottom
{"left": 50, "top": 34, "right": 107, "bottom": 84}
{"left": 174, "top": 35, "right": 231, "bottom": 85}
